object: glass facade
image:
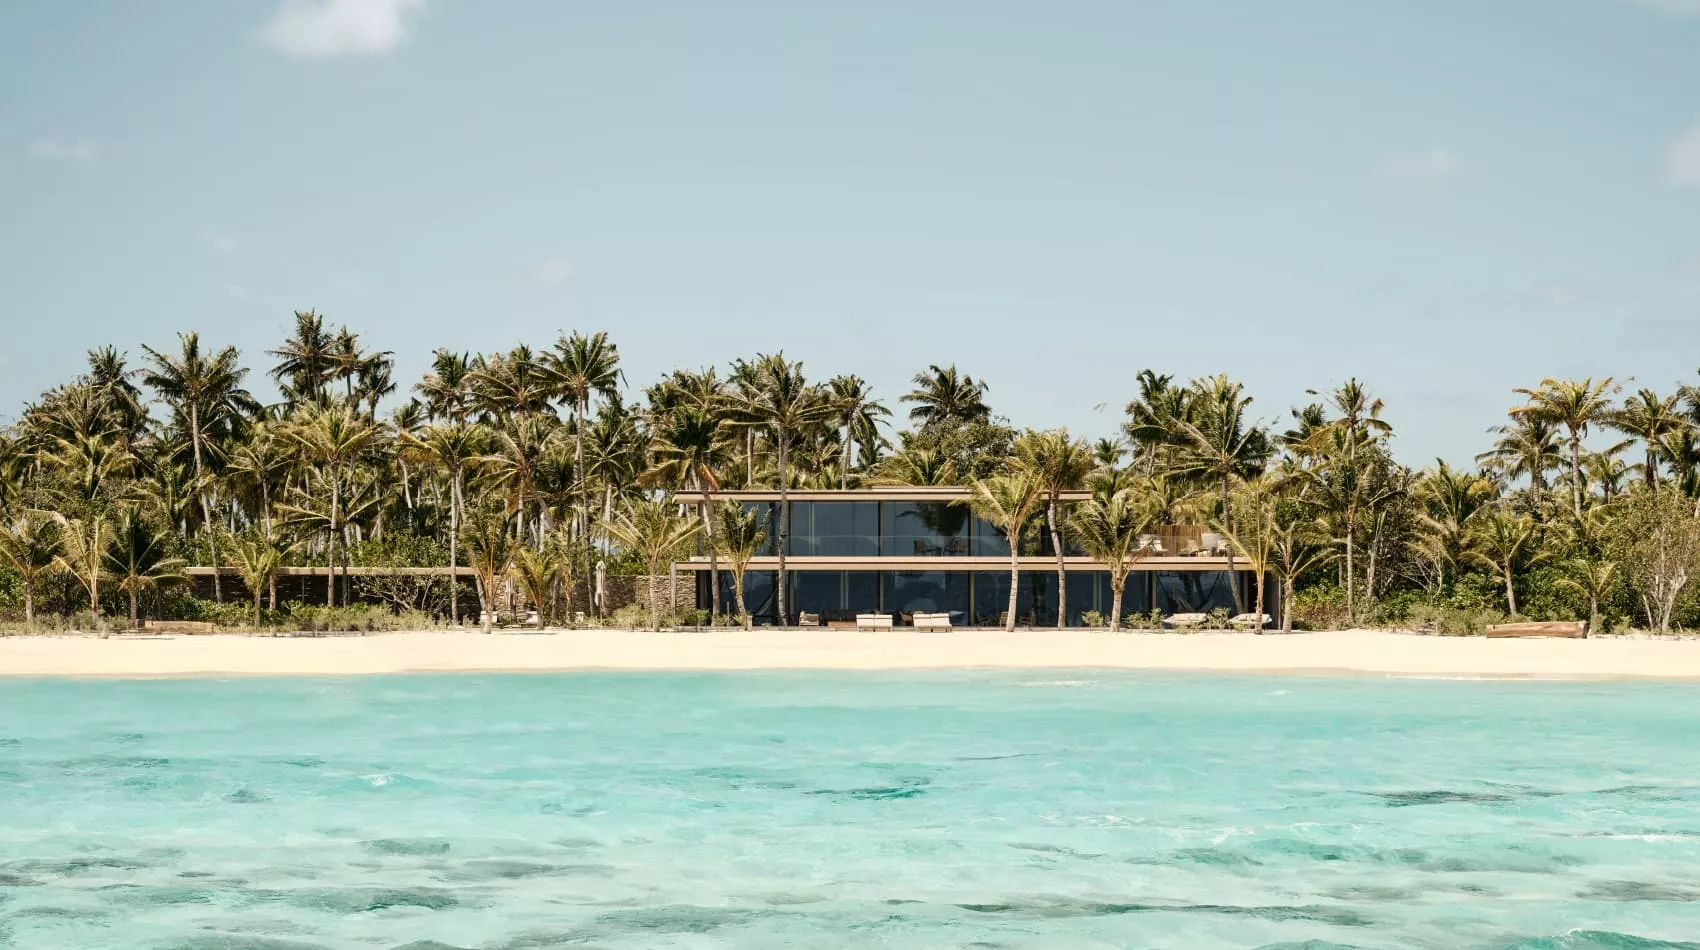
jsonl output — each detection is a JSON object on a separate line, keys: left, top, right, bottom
{"left": 697, "top": 568, "right": 1214, "bottom": 626}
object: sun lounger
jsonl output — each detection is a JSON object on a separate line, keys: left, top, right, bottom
{"left": 1163, "top": 612, "right": 1208, "bottom": 630}
{"left": 1229, "top": 613, "right": 1273, "bottom": 630}
{"left": 139, "top": 620, "right": 214, "bottom": 635}
{"left": 798, "top": 612, "right": 822, "bottom": 627}
{"left": 913, "top": 612, "right": 953, "bottom": 631}
{"left": 856, "top": 613, "right": 894, "bottom": 631}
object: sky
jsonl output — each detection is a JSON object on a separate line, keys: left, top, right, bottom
{"left": 2, "top": 0, "right": 1698, "bottom": 466}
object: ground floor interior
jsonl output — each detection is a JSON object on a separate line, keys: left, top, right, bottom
{"left": 693, "top": 569, "right": 1272, "bottom": 626}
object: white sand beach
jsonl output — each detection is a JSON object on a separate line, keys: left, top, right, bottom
{"left": 2, "top": 628, "right": 1699, "bottom": 679}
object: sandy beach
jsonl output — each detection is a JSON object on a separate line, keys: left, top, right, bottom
{"left": 2, "top": 628, "right": 1700, "bottom": 679}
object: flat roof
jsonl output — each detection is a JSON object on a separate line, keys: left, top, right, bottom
{"left": 675, "top": 487, "right": 1094, "bottom": 503}
{"left": 672, "top": 555, "right": 1244, "bottom": 573}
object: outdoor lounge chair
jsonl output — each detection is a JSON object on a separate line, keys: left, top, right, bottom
{"left": 1163, "top": 612, "right": 1208, "bottom": 630}
{"left": 913, "top": 612, "right": 952, "bottom": 631}
{"left": 856, "top": 613, "right": 894, "bottom": 631}
{"left": 1229, "top": 613, "right": 1273, "bottom": 630}
{"left": 798, "top": 612, "right": 822, "bottom": 627}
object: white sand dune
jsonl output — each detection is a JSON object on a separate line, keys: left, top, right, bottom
{"left": 2, "top": 628, "right": 1698, "bottom": 679}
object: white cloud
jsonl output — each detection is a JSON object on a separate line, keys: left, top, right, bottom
{"left": 1628, "top": 0, "right": 1700, "bottom": 16}
{"left": 262, "top": 0, "right": 424, "bottom": 58}
{"left": 1666, "top": 123, "right": 1700, "bottom": 185}
{"left": 28, "top": 138, "right": 97, "bottom": 162}
{"left": 1380, "top": 146, "right": 1460, "bottom": 182}
{"left": 538, "top": 257, "right": 573, "bottom": 285}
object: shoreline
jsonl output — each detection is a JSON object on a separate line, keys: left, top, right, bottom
{"left": 4, "top": 629, "right": 1700, "bottom": 681}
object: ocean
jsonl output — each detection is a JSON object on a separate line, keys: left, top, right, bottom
{"left": 3, "top": 671, "right": 1700, "bottom": 949}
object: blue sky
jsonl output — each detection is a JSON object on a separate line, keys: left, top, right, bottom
{"left": 3, "top": 0, "right": 1697, "bottom": 465}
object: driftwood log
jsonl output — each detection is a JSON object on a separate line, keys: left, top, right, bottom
{"left": 1484, "top": 621, "right": 1587, "bottom": 639}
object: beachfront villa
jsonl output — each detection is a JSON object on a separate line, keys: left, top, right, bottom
{"left": 674, "top": 487, "right": 1273, "bottom": 627}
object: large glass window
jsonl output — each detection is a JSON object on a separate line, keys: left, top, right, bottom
{"left": 968, "top": 514, "right": 1010, "bottom": 556}
{"left": 882, "top": 502, "right": 970, "bottom": 557}
{"left": 741, "top": 503, "right": 779, "bottom": 556}
{"left": 883, "top": 571, "right": 970, "bottom": 623}
{"left": 715, "top": 570, "right": 778, "bottom": 622}
{"left": 789, "top": 502, "right": 879, "bottom": 556}
{"left": 1155, "top": 571, "right": 1239, "bottom": 614}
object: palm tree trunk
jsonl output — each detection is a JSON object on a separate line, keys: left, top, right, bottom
{"left": 1252, "top": 567, "right": 1266, "bottom": 634}
{"left": 776, "top": 433, "right": 790, "bottom": 626}
{"left": 22, "top": 581, "right": 33, "bottom": 630}
{"left": 702, "top": 496, "right": 721, "bottom": 621}
{"left": 1570, "top": 434, "right": 1584, "bottom": 517}
{"left": 328, "top": 471, "right": 341, "bottom": 607}
{"left": 1109, "top": 576, "right": 1124, "bottom": 632}
{"left": 1047, "top": 495, "right": 1066, "bottom": 629}
{"left": 1221, "top": 475, "right": 1244, "bottom": 615}
{"left": 130, "top": 590, "right": 139, "bottom": 628}
{"left": 733, "top": 567, "right": 750, "bottom": 629}
{"left": 269, "top": 573, "right": 278, "bottom": 611}
{"left": 254, "top": 590, "right": 262, "bottom": 629}
{"left": 1344, "top": 505, "right": 1357, "bottom": 622}
{"left": 1503, "top": 565, "right": 1517, "bottom": 616}
{"left": 1282, "top": 577, "right": 1295, "bottom": 635}
{"left": 450, "top": 469, "right": 462, "bottom": 625}
{"left": 190, "top": 403, "right": 223, "bottom": 603}
{"left": 1005, "top": 545, "right": 1020, "bottom": 633}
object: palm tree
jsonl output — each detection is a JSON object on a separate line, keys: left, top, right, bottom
{"left": 603, "top": 496, "right": 703, "bottom": 629}
{"left": 224, "top": 532, "right": 286, "bottom": 626}
{"left": 1467, "top": 508, "right": 1547, "bottom": 616}
{"left": 1414, "top": 461, "right": 1495, "bottom": 591}
{"left": 1267, "top": 500, "right": 1335, "bottom": 635}
{"left": 281, "top": 404, "right": 381, "bottom": 606}
{"left": 713, "top": 501, "right": 769, "bottom": 629}
{"left": 649, "top": 406, "right": 733, "bottom": 618}
{"left": 965, "top": 471, "right": 1043, "bottom": 632}
{"left": 1123, "top": 370, "right": 1191, "bottom": 474}
{"left": 827, "top": 375, "right": 889, "bottom": 489}
{"left": 1477, "top": 416, "right": 1562, "bottom": 509}
{"left": 873, "top": 447, "right": 958, "bottom": 487}
{"left": 224, "top": 423, "right": 290, "bottom": 539}
{"left": 1297, "top": 380, "right": 1393, "bottom": 620}
{"left": 141, "top": 332, "right": 258, "bottom": 601}
{"left": 1609, "top": 388, "right": 1683, "bottom": 489}
{"left": 1067, "top": 488, "right": 1153, "bottom": 630}
{"left": 546, "top": 331, "right": 623, "bottom": 545}
{"left": 1014, "top": 429, "right": 1093, "bottom": 629}
{"left": 416, "top": 349, "right": 474, "bottom": 422}
{"left": 52, "top": 513, "right": 113, "bottom": 624}
{"left": 459, "top": 501, "right": 517, "bottom": 634}
{"left": 725, "top": 354, "right": 834, "bottom": 625}
{"left": 401, "top": 421, "right": 489, "bottom": 625}
{"left": 105, "top": 511, "right": 187, "bottom": 628}
{"left": 268, "top": 310, "right": 336, "bottom": 406}
{"left": 0, "top": 513, "right": 61, "bottom": 629}
{"left": 902, "top": 364, "right": 990, "bottom": 427}
{"left": 1511, "top": 377, "right": 1620, "bottom": 518}
{"left": 480, "top": 414, "right": 561, "bottom": 544}
{"left": 1557, "top": 558, "right": 1616, "bottom": 635}
{"left": 1177, "top": 375, "right": 1273, "bottom": 613}
{"left": 509, "top": 544, "right": 567, "bottom": 627}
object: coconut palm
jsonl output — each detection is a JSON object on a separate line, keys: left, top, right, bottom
{"left": 509, "top": 543, "right": 567, "bottom": 627}
{"left": 1467, "top": 508, "right": 1548, "bottom": 616}
{"left": 1013, "top": 429, "right": 1094, "bottom": 629}
{"left": 459, "top": 501, "right": 517, "bottom": 634}
{"left": 827, "top": 375, "right": 889, "bottom": 489}
{"left": 713, "top": 501, "right": 769, "bottom": 628}
{"left": 1123, "top": 370, "right": 1191, "bottom": 474}
{"left": 105, "top": 511, "right": 187, "bottom": 628}
{"left": 52, "top": 513, "right": 113, "bottom": 623}
{"left": 649, "top": 406, "right": 733, "bottom": 617}
{"left": 1176, "top": 375, "right": 1273, "bottom": 612}
{"left": 1413, "top": 461, "right": 1496, "bottom": 590}
{"left": 603, "top": 496, "right": 703, "bottom": 629}
{"left": 965, "top": 471, "right": 1043, "bottom": 632}
{"left": 0, "top": 513, "right": 61, "bottom": 629}
{"left": 1067, "top": 488, "right": 1153, "bottom": 630}
{"left": 873, "top": 447, "right": 958, "bottom": 487}
{"left": 280, "top": 404, "right": 382, "bottom": 606}
{"left": 724, "top": 354, "right": 834, "bottom": 625}
{"left": 224, "top": 532, "right": 287, "bottom": 625}
{"left": 1267, "top": 501, "right": 1335, "bottom": 635}
{"left": 416, "top": 349, "right": 474, "bottom": 422}
{"left": 268, "top": 310, "right": 337, "bottom": 406}
{"left": 1477, "top": 415, "right": 1563, "bottom": 509}
{"left": 902, "top": 364, "right": 990, "bottom": 427}
{"left": 1556, "top": 558, "right": 1617, "bottom": 635}
{"left": 1610, "top": 389, "right": 1684, "bottom": 488}
{"left": 401, "top": 421, "right": 490, "bottom": 625}
{"left": 141, "top": 332, "right": 258, "bottom": 602}
{"left": 1511, "top": 377, "right": 1620, "bottom": 518}
{"left": 546, "top": 331, "right": 623, "bottom": 541}
{"left": 224, "top": 423, "right": 291, "bottom": 539}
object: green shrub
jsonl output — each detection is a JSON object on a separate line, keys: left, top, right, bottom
{"left": 606, "top": 604, "right": 649, "bottom": 629}
{"left": 1290, "top": 584, "right": 1348, "bottom": 631}
{"left": 1207, "top": 607, "right": 1232, "bottom": 629}
{"left": 1079, "top": 610, "right": 1106, "bottom": 629}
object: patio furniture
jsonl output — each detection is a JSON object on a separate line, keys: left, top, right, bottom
{"left": 856, "top": 613, "right": 894, "bottom": 630}
{"left": 1163, "top": 612, "right": 1208, "bottom": 630}
{"left": 913, "top": 612, "right": 953, "bottom": 631}
{"left": 1228, "top": 613, "right": 1273, "bottom": 630}
{"left": 798, "top": 612, "right": 822, "bottom": 627}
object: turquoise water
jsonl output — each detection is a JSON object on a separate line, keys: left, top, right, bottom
{"left": 3, "top": 673, "right": 1700, "bottom": 949}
